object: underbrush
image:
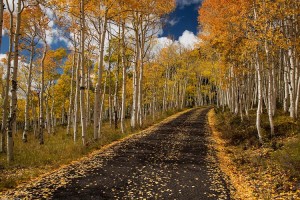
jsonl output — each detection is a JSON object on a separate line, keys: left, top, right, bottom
{"left": 0, "top": 109, "right": 182, "bottom": 192}
{"left": 272, "top": 138, "right": 300, "bottom": 180}
{"left": 214, "top": 107, "right": 300, "bottom": 199}
{"left": 215, "top": 108, "right": 299, "bottom": 145}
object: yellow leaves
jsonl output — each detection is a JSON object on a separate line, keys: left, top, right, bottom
{"left": 52, "top": 48, "right": 67, "bottom": 61}
{"left": 199, "top": 0, "right": 251, "bottom": 59}
{"left": 198, "top": 0, "right": 300, "bottom": 90}
{"left": 132, "top": 0, "right": 175, "bottom": 16}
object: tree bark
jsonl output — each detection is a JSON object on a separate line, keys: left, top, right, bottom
{"left": 39, "top": 40, "right": 47, "bottom": 145}
{"left": 93, "top": 14, "right": 107, "bottom": 140}
{"left": 73, "top": 53, "right": 80, "bottom": 142}
{"left": 120, "top": 22, "right": 127, "bottom": 134}
{"left": 255, "top": 52, "right": 263, "bottom": 144}
{"left": 7, "top": 0, "right": 23, "bottom": 163}
{"left": 1, "top": 0, "right": 14, "bottom": 152}
{"left": 67, "top": 53, "right": 76, "bottom": 136}
{"left": 265, "top": 41, "right": 274, "bottom": 136}
{"left": 288, "top": 48, "right": 295, "bottom": 119}
{"left": 131, "top": 13, "right": 140, "bottom": 129}
{"left": 22, "top": 41, "right": 35, "bottom": 142}
{"left": 80, "top": 0, "right": 87, "bottom": 146}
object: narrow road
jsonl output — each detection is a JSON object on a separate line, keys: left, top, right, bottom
{"left": 4, "top": 108, "right": 231, "bottom": 199}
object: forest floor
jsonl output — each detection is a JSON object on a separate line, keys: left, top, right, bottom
{"left": 1, "top": 108, "right": 231, "bottom": 199}
{"left": 209, "top": 108, "right": 300, "bottom": 199}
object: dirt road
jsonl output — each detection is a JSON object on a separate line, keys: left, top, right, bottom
{"left": 3, "top": 108, "right": 231, "bottom": 199}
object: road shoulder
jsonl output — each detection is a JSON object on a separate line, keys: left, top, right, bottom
{"left": 207, "top": 108, "right": 256, "bottom": 200}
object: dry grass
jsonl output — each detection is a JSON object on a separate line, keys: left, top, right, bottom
{"left": 210, "top": 108, "right": 300, "bottom": 199}
{"left": 0, "top": 109, "right": 183, "bottom": 192}
{"left": 208, "top": 109, "right": 256, "bottom": 199}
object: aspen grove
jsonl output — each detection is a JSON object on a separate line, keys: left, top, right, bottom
{"left": 0, "top": 0, "right": 299, "bottom": 166}
{"left": 198, "top": 0, "right": 300, "bottom": 143}
{"left": 0, "top": 0, "right": 217, "bottom": 164}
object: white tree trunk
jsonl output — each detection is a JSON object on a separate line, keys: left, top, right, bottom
{"left": 73, "top": 54, "right": 80, "bottom": 142}
{"left": 98, "top": 73, "right": 107, "bottom": 138}
{"left": 67, "top": 53, "right": 76, "bottom": 136}
{"left": 131, "top": 23, "right": 140, "bottom": 129}
{"left": 120, "top": 22, "right": 126, "bottom": 134}
{"left": 283, "top": 52, "right": 289, "bottom": 112}
{"left": 23, "top": 41, "right": 35, "bottom": 142}
{"left": 39, "top": 40, "right": 47, "bottom": 145}
{"left": 265, "top": 42, "right": 274, "bottom": 136}
{"left": 288, "top": 48, "right": 295, "bottom": 119}
{"left": 255, "top": 52, "right": 263, "bottom": 144}
{"left": 93, "top": 15, "right": 107, "bottom": 139}
{"left": 7, "top": 0, "right": 23, "bottom": 162}
{"left": 80, "top": 0, "right": 87, "bottom": 146}
{"left": 1, "top": 3, "right": 13, "bottom": 152}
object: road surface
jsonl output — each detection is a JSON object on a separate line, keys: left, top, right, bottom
{"left": 3, "top": 108, "right": 231, "bottom": 199}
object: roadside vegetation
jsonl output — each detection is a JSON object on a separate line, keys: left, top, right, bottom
{"left": 0, "top": 109, "right": 181, "bottom": 192}
{"left": 200, "top": 0, "right": 300, "bottom": 198}
{"left": 213, "top": 108, "right": 300, "bottom": 199}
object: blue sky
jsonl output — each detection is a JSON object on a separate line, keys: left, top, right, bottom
{"left": 162, "top": 0, "right": 202, "bottom": 40}
{"left": 0, "top": 0, "right": 202, "bottom": 55}
{"left": 1, "top": 34, "right": 8, "bottom": 54}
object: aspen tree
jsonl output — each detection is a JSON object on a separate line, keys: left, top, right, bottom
{"left": 93, "top": 8, "right": 108, "bottom": 140}
{"left": 21, "top": 6, "right": 42, "bottom": 142}
{"left": 6, "top": 0, "right": 24, "bottom": 163}
{"left": 79, "top": 0, "right": 87, "bottom": 145}
{"left": 66, "top": 52, "right": 76, "bottom": 136}
{"left": 1, "top": 2, "right": 14, "bottom": 153}
{"left": 120, "top": 20, "right": 127, "bottom": 133}
{"left": 38, "top": 36, "right": 47, "bottom": 145}
{"left": 73, "top": 53, "right": 80, "bottom": 142}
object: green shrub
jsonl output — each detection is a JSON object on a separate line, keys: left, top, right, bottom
{"left": 273, "top": 116, "right": 298, "bottom": 137}
{"left": 215, "top": 109, "right": 262, "bottom": 146}
{"left": 272, "top": 138, "right": 300, "bottom": 179}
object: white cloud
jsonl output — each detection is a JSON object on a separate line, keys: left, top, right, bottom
{"left": 49, "top": 20, "right": 55, "bottom": 28}
{"left": 157, "top": 28, "right": 164, "bottom": 37}
{"left": 4, "top": 0, "right": 15, "bottom": 11}
{"left": 44, "top": 28, "right": 72, "bottom": 48}
{"left": 168, "top": 18, "right": 180, "bottom": 26}
{"left": 153, "top": 30, "right": 199, "bottom": 55}
{"left": 0, "top": 54, "right": 29, "bottom": 89}
{"left": 152, "top": 37, "right": 172, "bottom": 54}
{"left": 178, "top": 30, "right": 200, "bottom": 49}
{"left": 156, "top": 37, "right": 173, "bottom": 49}
{"left": 151, "top": 37, "right": 179, "bottom": 57}
{"left": 41, "top": 6, "right": 54, "bottom": 19}
{"left": 2, "top": 29, "right": 7, "bottom": 36}
{"left": 176, "top": 0, "right": 202, "bottom": 8}
{"left": 0, "top": 54, "right": 7, "bottom": 63}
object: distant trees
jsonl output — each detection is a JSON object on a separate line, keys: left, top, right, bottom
{"left": 2, "top": 0, "right": 297, "bottom": 165}
{"left": 0, "top": 0, "right": 183, "bottom": 163}
{"left": 3, "top": 0, "right": 280, "bottom": 164}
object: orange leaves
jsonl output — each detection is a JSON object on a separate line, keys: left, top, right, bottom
{"left": 40, "top": 48, "right": 67, "bottom": 82}
{"left": 127, "top": 0, "right": 175, "bottom": 17}
{"left": 2, "top": 11, "right": 11, "bottom": 31}
{"left": 199, "top": 0, "right": 250, "bottom": 51}
{"left": 21, "top": 6, "right": 49, "bottom": 37}
{"left": 198, "top": 0, "right": 256, "bottom": 83}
